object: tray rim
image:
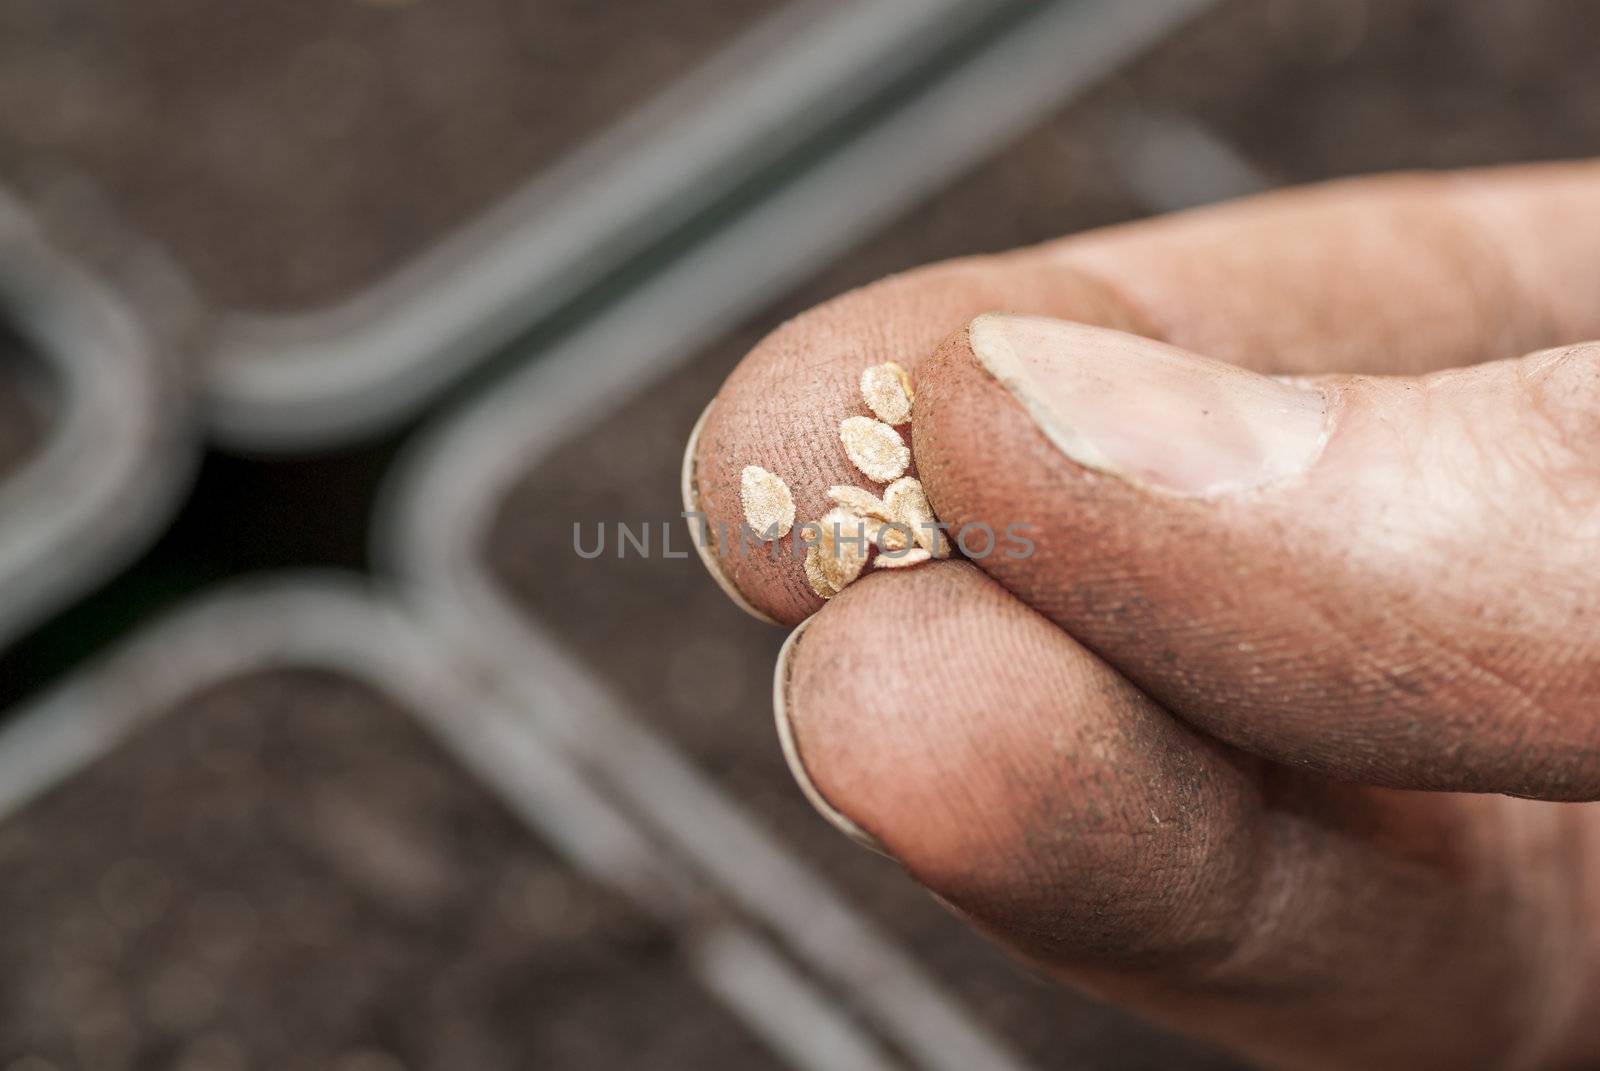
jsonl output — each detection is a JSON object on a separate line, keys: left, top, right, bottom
{"left": 0, "top": 190, "right": 198, "bottom": 653}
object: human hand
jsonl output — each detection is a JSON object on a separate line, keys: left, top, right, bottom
{"left": 682, "top": 161, "right": 1600, "bottom": 1069}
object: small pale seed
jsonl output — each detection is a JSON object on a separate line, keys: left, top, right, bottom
{"left": 872, "top": 521, "right": 912, "bottom": 553}
{"left": 883, "top": 476, "right": 949, "bottom": 558}
{"left": 803, "top": 544, "right": 838, "bottom": 599}
{"left": 839, "top": 416, "right": 909, "bottom": 483}
{"left": 873, "top": 547, "right": 932, "bottom": 570}
{"left": 741, "top": 465, "right": 795, "bottom": 539}
{"left": 826, "top": 485, "right": 894, "bottom": 521}
{"left": 860, "top": 362, "right": 914, "bottom": 425}
{"left": 816, "top": 507, "right": 870, "bottom": 590}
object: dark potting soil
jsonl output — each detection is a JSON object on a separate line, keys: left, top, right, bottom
{"left": 1119, "top": 0, "right": 1600, "bottom": 181}
{"left": 0, "top": 0, "right": 790, "bottom": 312}
{"left": 0, "top": 668, "right": 781, "bottom": 1071}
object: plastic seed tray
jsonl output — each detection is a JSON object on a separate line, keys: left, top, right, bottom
{"left": 0, "top": 579, "right": 931, "bottom": 1071}
{"left": 0, "top": 188, "right": 198, "bottom": 652}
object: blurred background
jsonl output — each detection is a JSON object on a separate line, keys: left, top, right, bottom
{"left": 0, "top": 1, "right": 1596, "bottom": 1068}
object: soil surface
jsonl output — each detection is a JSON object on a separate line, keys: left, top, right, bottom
{"left": 0, "top": 0, "right": 789, "bottom": 312}
{"left": 0, "top": 669, "right": 780, "bottom": 1071}
{"left": 485, "top": 0, "right": 1600, "bottom": 1065}
{"left": 1122, "top": 0, "right": 1600, "bottom": 180}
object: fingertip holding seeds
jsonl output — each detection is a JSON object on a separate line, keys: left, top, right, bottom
{"left": 724, "top": 365, "right": 937, "bottom": 610}
{"left": 839, "top": 416, "right": 910, "bottom": 483}
{"left": 741, "top": 465, "right": 795, "bottom": 539}
{"left": 860, "top": 361, "right": 914, "bottom": 425}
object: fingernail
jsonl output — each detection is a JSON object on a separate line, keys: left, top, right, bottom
{"left": 969, "top": 313, "right": 1329, "bottom": 496}
{"left": 682, "top": 400, "right": 780, "bottom": 625}
{"left": 773, "top": 618, "right": 890, "bottom": 857}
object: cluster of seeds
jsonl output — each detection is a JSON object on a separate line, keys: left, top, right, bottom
{"left": 738, "top": 360, "right": 949, "bottom": 602}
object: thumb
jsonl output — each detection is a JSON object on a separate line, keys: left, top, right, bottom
{"left": 914, "top": 313, "right": 1600, "bottom": 799}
